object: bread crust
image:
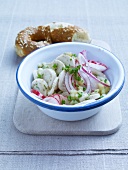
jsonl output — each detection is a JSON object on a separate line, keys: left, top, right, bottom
{"left": 15, "top": 22, "right": 91, "bottom": 57}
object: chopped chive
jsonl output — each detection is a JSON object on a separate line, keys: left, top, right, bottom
{"left": 67, "top": 95, "right": 72, "bottom": 101}
{"left": 83, "top": 87, "right": 86, "bottom": 91}
{"left": 37, "top": 74, "right": 42, "bottom": 78}
{"left": 61, "top": 100, "right": 66, "bottom": 104}
{"left": 63, "top": 65, "right": 81, "bottom": 74}
{"left": 104, "top": 79, "right": 107, "bottom": 83}
{"left": 72, "top": 54, "right": 77, "bottom": 57}
{"left": 44, "top": 85, "right": 47, "bottom": 89}
{"left": 53, "top": 63, "right": 58, "bottom": 70}
{"left": 78, "top": 92, "right": 82, "bottom": 98}
{"left": 99, "top": 95, "right": 104, "bottom": 99}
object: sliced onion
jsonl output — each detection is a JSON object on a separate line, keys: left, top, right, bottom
{"left": 69, "top": 74, "right": 76, "bottom": 91}
{"left": 65, "top": 72, "right": 72, "bottom": 93}
{"left": 89, "top": 76, "right": 99, "bottom": 90}
{"left": 71, "top": 76, "right": 77, "bottom": 89}
{"left": 90, "top": 67, "right": 106, "bottom": 78}
{"left": 78, "top": 70, "right": 91, "bottom": 93}
{"left": 82, "top": 66, "right": 110, "bottom": 87}
{"left": 80, "top": 50, "right": 87, "bottom": 60}
{"left": 79, "top": 50, "right": 91, "bottom": 73}
{"left": 78, "top": 52, "right": 87, "bottom": 66}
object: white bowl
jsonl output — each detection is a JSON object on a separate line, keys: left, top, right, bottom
{"left": 16, "top": 42, "right": 125, "bottom": 121}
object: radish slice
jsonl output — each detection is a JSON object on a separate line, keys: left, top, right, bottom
{"left": 82, "top": 66, "right": 110, "bottom": 87}
{"left": 43, "top": 96, "right": 60, "bottom": 105}
{"left": 31, "top": 89, "right": 45, "bottom": 99}
{"left": 53, "top": 94, "right": 67, "bottom": 105}
{"left": 43, "top": 94, "right": 67, "bottom": 105}
{"left": 59, "top": 94, "right": 68, "bottom": 104}
{"left": 88, "top": 60, "right": 108, "bottom": 72}
{"left": 51, "top": 94, "right": 61, "bottom": 104}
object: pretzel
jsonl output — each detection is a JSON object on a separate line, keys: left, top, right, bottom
{"left": 15, "top": 22, "right": 91, "bottom": 57}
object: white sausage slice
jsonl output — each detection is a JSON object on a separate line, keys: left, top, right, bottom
{"left": 37, "top": 68, "right": 44, "bottom": 76}
{"left": 51, "top": 59, "right": 65, "bottom": 75}
{"left": 38, "top": 62, "right": 51, "bottom": 69}
{"left": 58, "top": 70, "right": 67, "bottom": 92}
{"left": 32, "top": 79, "right": 48, "bottom": 96}
{"left": 33, "top": 70, "right": 38, "bottom": 79}
{"left": 48, "top": 77, "right": 59, "bottom": 96}
{"left": 57, "top": 53, "right": 75, "bottom": 67}
{"left": 37, "top": 68, "right": 57, "bottom": 88}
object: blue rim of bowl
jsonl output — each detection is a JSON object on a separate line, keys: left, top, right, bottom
{"left": 16, "top": 42, "right": 125, "bottom": 112}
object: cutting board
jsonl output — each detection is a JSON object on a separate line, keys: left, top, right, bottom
{"left": 13, "top": 40, "right": 122, "bottom": 135}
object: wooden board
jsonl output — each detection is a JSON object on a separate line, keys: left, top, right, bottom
{"left": 13, "top": 40, "right": 122, "bottom": 135}
{"left": 13, "top": 91, "right": 122, "bottom": 135}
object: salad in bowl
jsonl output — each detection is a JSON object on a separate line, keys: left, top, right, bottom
{"left": 31, "top": 50, "right": 111, "bottom": 106}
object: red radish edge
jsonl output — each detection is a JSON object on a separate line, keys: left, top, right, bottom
{"left": 43, "top": 96, "right": 60, "bottom": 105}
{"left": 51, "top": 94, "right": 61, "bottom": 104}
{"left": 88, "top": 60, "right": 108, "bottom": 72}
{"left": 31, "top": 89, "right": 45, "bottom": 99}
